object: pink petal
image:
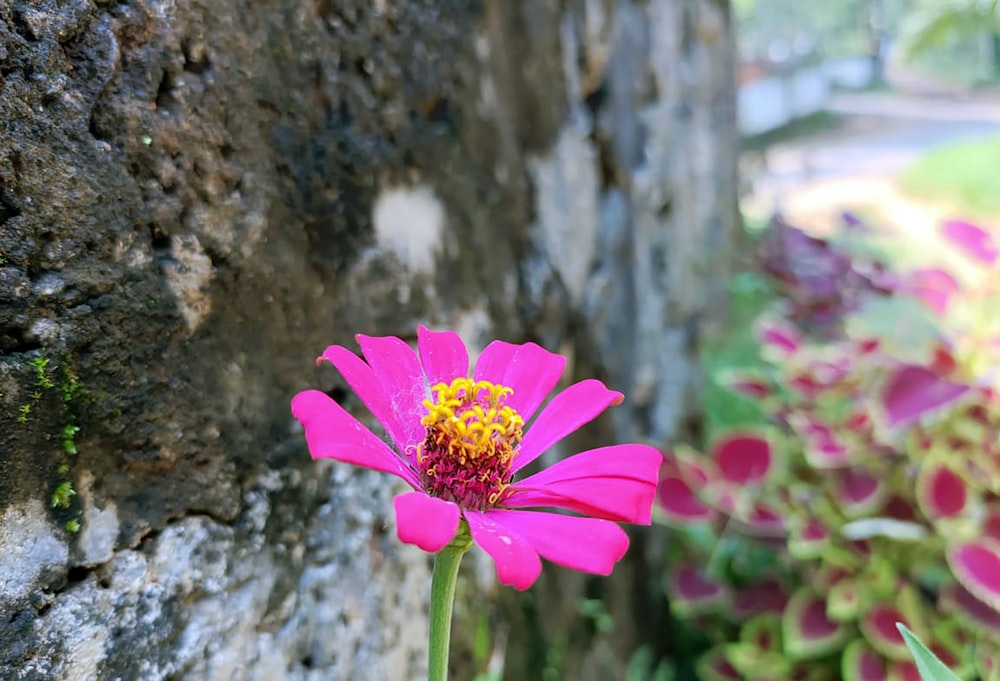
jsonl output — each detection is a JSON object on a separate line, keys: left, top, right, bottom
{"left": 290, "top": 390, "right": 420, "bottom": 488}
{"left": 473, "top": 340, "right": 566, "bottom": 422}
{"left": 484, "top": 509, "right": 629, "bottom": 576}
{"left": 464, "top": 509, "right": 542, "bottom": 590}
{"left": 505, "top": 444, "right": 661, "bottom": 523}
{"left": 356, "top": 334, "right": 428, "bottom": 447}
{"left": 319, "top": 344, "right": 419, "bottom": 462}
{"left": 393, "top": 492, "right": 461, "bottom": 552}
{"left": 941, "top": 219, "right": 998, "bottom": 265}
{"left": 881, "top": 364, "right": 968, "bottom": 428}
{"left": 417, "top": 325, "right": 469, "bottom": 388}
{"left": 514, "top": 379, "right": 624, "bottom": 473}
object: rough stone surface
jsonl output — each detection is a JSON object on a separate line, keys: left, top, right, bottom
{"left": 0, "top": 0, "right": 737, "bottom": 679}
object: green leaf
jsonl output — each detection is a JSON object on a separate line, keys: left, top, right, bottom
{"left": 846, "top": 296, "right": 941, "bottom": 363}
{"left": 896, "top": 623, "right": 962, "bottom": 681}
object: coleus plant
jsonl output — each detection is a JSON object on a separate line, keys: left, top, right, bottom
{"left": 756, "top": 214, "right": 896, "bottom": 338}
{"left": 658, "top": 217, "right": 1000, "bottom": 680}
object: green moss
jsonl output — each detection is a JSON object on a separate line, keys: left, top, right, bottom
{"left": 30, "top": 356, "right": 55, "bottom": 389}
{"left": 51, "top": 481, "right": 76, "bottom": 509}
{"left": 62, "top": 424, "right": 80, "bottom": 454}
{"left": 60, "top": 358, "right": 85, "bottom": 405}
{"left": 20, "top": 353, "right": 87, "bottom": 530}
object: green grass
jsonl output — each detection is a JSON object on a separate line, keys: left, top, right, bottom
{"left": 898, "top": 134, "right": 1000, "bottom": 218}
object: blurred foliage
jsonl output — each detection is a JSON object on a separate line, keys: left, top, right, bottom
{"left": 897, "top": 0, "right": 1000, "bottom": 60}
{"left": 701, "top": 267, "right": 773, "bottom": 437}
{"left": 660, "top": 213, "right": 1000, "bottom": 679}
{"left": 734, "top": 0, "right": 907, "bottom": 61}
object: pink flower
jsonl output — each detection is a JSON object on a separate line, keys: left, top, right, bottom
{"left": 291, "top": 326, "right": 662, "bottom": 590}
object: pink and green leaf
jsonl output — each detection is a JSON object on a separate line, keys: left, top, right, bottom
{"left": 657, "top": 473, "right": 715, "bottom": 526}
{"left": 782, "top": 588, "right": 850, "bottom": 659}
{"left": 732, "top": 580, "right": 789, "bottom": 619}
{"left": 827, "top": 578, "right": 865, "bottom": 623}
{"left": 757, "top": 319, "right": 802, "bottom": 356}
{"left": 711, "top": 432, "right": 774, "bottom": 486}
{"left": 843, "top": 639, "right": 889, "bottom": 681}
{"left": 940, "top": 219, "right": 998, "bottom": 266}
{"left": 982, "top": 503, "right": 1000, "bottom": 543}
{"left": 939, "top": 582, "right": 1000, "bottom": 640}
{"left": 740, "top": 612, "right": 783, "bottom": 652}
{"left": 804, "top": 433, "right": 853, "bottom": 469}
{"left": 835, "top": 468, "right": 889, "bottom": 518}
{"left": 916, "top": 462, "right": 971, "bottom": 521}
{"left": 859, "top": 602, "right": 913, "bottom": 660}
{"left": 789, "top": 517, "right": 830, "bottom": 561}
{"left": 881, "top": 365, "right": 969, "bottom": 428}
{"left": 734, "top": 501, "right": 788, "bottom": 537}
{"left": 904, "top": 267, "right": 960, "bottom": 317}
{"left": 888, "top": 660, "right": 929, "bottom": 681}
{"left": 719, "top": 369, "right": 773, "bottom": 400}
{"left": 696, "top": 646, "right": 743, "bottom": 681}
{"left": 724, "top": 641, "right": 790, "bottom": 680}
{"left": 946, "top": 540, "right": 1000, "bottom": 615}
{"left": 669, "top": 564, "right": 729, "bottom": 617}
{"left": 977, "top": 645, "right": 1000, "bottom": 681}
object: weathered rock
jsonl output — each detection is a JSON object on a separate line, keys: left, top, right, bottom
{"left": 0, "top": 0, "right": 737, "bottom": 679}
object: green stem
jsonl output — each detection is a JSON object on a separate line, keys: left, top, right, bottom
{"left": 428, "top": 526, "right": 472, "bottom": 681}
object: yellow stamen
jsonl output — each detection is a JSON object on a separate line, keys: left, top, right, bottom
{"left": 420, "top": 378, "right": 524, "bottom": 466}
{"left": 416, "top": 377, "right": 524, "bottom": 508}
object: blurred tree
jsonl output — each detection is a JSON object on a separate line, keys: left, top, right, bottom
{"left": 734, "top": 0, "right": 875, "bottom": 61}
{"left": 898, "top": 0, "right": 1000, "bottom": 77}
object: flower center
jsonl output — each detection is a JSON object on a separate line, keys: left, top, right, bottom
{"left": 417, "top": 377, "right": 524, "bottom": 510}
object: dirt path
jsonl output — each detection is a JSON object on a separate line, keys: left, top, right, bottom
{"left": 742, "top": 90, "right": 1000, "bottom": 236}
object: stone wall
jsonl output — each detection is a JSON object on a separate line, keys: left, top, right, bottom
{"left": 0, "top": 1, "right": 737, "bottom": 679}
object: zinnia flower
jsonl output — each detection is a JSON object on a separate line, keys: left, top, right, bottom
{"left": 291, "top": 326, "right": 662, "bottom": 590}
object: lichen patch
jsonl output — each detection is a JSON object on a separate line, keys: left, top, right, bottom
{"left": 0, "top": 500, "right": 68, "bottom": 603}
{"left": 162, "top": 234, "right": 214, "bottom": 332}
